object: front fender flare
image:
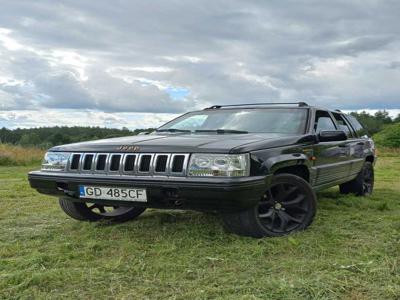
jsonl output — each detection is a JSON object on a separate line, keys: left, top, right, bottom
{"left": 262, "top": 154, "right": 311, "bottom": 184}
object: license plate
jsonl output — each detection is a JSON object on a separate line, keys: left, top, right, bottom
{"left": 79, "top": 186, "right": 147, "bottom": 202}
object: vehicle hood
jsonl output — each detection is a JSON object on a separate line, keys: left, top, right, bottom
{"left": 50, "top": 133, "right": 312, "bottom": 153}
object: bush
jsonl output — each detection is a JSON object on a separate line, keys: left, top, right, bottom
{"left": 0, "top": 144, "right": 45, "bottom": 166}
{"left": 373, "top": 123, "right": 400, "bottom": 148}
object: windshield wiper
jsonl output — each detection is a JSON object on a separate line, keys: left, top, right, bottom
{"left": 195, "top": 129, "right": 248, "bottom": 134}
{"left": 156, "top": 128, "right": 191, "bottom": 133}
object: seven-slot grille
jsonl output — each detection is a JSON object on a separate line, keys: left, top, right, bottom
{"left": 67, "top": 153, "right": 190, "bottom": 176}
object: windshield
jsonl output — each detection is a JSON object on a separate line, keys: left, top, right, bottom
{"left": 158, "top": 108, "right": 308, "bottom": 134}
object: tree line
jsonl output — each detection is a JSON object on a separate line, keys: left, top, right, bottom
{"left": 0, "top": 126, "right": 154, "bottom": 148}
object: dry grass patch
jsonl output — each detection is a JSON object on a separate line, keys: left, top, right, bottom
{"left": 0, "top": 144, "right": 45, "bottom": 166}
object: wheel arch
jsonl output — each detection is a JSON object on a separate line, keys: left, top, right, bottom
{"left": 365, "top": 155, "right": 374, "bottom": 163}
{"left": 264, "top": 154, "right": 312, "bottom": 183}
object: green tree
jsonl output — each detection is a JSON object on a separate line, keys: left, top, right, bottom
{"left": 19, "top": 133, "right": 41, "bottom": 147}
{"left": 49, "top": 133, "right": 71, "bottom": 146}
{"left": 374, "top": 110, "right": 392, "bottom": 124}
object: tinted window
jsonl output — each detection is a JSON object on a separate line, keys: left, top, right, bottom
{"left": 159, "top": 108, "right": 308, "bottom": 134}
{"left": 314, "top": 111, "right": 336, "bottom": 133}
{"left": 332, "top": 112, "right": 354, "bottom": 137}
{"left": 346, "top": 115, "right": 368, "bottom": 137}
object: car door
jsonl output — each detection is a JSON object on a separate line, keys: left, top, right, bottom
{"left": 339, "top": 113, "right": 368, "bottom": 178}
{"left": 311, "top": 110, "right": 350, "bottom": 186}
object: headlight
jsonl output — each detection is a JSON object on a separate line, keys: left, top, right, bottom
{"left": 41, "top": 152, "right": 71, "bottom": 171}
{"left": 188, "top": 153, "right": 250, "bottom": 177}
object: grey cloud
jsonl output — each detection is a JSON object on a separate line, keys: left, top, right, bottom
{"left": 0, "top": 0, "right": 400, "bottom": 115}
{"left": 388, "top": 61, "right": 400, "bottom": 69}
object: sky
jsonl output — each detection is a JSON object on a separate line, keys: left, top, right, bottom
{"left": 0, "top": 0, "right": 400, "bottom": 129}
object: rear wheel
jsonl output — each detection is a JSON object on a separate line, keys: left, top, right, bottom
{"left": 339, "top": 161, "right": 374, "bottom": 196}
{"left": 221, "top": 174, "right": 317, "bottom": 238}
{"left": 59, "top": 198, "right": 146, "bottom": 222}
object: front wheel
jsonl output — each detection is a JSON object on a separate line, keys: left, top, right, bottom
{"left": 221, "top": 174, "right": 317, "bottom": 238}
{"left": 59, "top": 198, "right": 146, "bottom": 222}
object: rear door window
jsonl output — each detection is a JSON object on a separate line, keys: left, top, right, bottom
{"left": 332, "top": 112, "right": 354, "bottom": 137}
{"left": 346, "top": 115, "right": 368, "bottom": 137}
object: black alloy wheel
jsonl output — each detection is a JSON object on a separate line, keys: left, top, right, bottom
{"left": 221, "top": 174, "right": 317, "bottom": 238}
{"left": 339, "top": 161, "right": 374, "bottom": 196}
{"left": 361, "top": 163, "right": 374, "bottom": 195}
{"left": 258, "top": 180, "right": 312, "bottom": 234}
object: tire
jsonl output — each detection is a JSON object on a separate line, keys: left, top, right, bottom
{"left": 339, "top": 161, "right": 374, "bottom": 196}
{"left": 221, "top": 174, "right": 317, "bottom": 238}
{"left": 59, "top": 197, "right": 146, "bottom": 222}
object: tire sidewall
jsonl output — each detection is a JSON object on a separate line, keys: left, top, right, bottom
{"left": 252, "top": 174, "right": 317, "bottom": 237}
{"left": 357, "top": 161, "right": 374, "bottom": 196}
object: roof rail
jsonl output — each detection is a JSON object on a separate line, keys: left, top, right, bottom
{"left": 204, "top": 102, "right": 309, "bottom": 110}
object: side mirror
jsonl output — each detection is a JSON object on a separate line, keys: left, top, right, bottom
{"left": 318, "top": 130, "right": 347, "bottom": 142}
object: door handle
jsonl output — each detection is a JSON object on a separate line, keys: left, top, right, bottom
{"left": 338, "top": 144, "right": 347, "bottom": 148}
{"left": 356, "top": 142, "right": 365, "bottom": 146}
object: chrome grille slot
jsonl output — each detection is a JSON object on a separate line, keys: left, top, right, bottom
{"left": 170, "top": 154, "right": 189, "bottom": 175}
{"left": 138, "top": 154, "right": 153, "bottom": 172}
{"left": 172, "top": 155, "right": 185, "bottom": 172}
{"left": 82, "top": 154, "right": 94, "bottom": 171}
{"left": 154, "top": 154, "right": 170, "bottom": 173}
{"left": 96, "top": 154, "right": 108, "bottom": 171}
{"left": 67, "top": 152, "right": 189, "bottom": 176}
{"left": 123, "top": 154, "right": 136, "bottom": 172}
{"left": 70, "top": 154, "right": 81, "bottom": 170}
{"left": 109, "top": 154, "right": 122, "bottom": 172}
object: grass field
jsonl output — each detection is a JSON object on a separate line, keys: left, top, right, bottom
{"left": 0, "top": 155, "right": 399, "bottom": 299}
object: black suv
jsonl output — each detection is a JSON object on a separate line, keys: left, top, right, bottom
{"left": 28, "top": 102, "right": 376, "bottom": 237}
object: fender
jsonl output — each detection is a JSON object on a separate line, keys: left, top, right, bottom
{"left": 265, "top": 153, "right": 311, "bottom": 172}
{"left": 259, "top": 153, "right": 311, "bottom": 185}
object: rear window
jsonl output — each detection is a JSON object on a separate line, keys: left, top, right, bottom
{"left": 346, "top": 115, "right": 368, "bottom": 137}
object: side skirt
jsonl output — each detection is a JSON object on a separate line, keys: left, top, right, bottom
{"left": 312, "top": 174, "right": 358, "bottom": 192}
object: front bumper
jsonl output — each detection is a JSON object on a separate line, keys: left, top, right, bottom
{"left": 28, "top": 171, "right": 269, "bottom": 212}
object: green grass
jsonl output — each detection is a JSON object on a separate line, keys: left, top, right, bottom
{"left": 0, "top": 157, "right": 399, "bottom": 299}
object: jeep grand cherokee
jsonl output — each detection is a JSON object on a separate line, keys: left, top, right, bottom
{"left": 28, "top": 102, "right": 376, "bottom": 237}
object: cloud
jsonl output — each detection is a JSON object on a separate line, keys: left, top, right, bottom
{"left": 0, "top": 0, "right": 399, "bottom": 128}
{"left": 0, "top": 109, "right": 177, "bottom": 129}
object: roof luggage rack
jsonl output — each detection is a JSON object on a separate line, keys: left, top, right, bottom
{"left": 204, "top": 102, "right": 309, "bottom": 110}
